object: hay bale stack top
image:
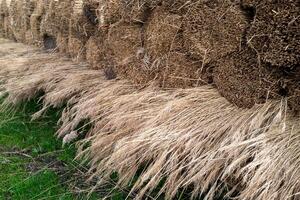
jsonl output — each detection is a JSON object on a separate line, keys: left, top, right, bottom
{"left": 0, "top": 0, "right": 299, "bottom": 111}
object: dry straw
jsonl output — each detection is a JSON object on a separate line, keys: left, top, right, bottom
{"left": 0, "top": 39, "right": 299, "bottom": 200}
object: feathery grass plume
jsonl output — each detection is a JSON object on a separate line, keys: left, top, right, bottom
{"left": 0, "top": 39, "right": 300, "bottom": 199}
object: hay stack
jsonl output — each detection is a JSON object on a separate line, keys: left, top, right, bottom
{"left": 7, "top": 0, "right": 21, "bottom": 40}
{"left": 53, "top": 0, "right": 72, "bottom": 53}
{"left": 213, "top": 48, "right": 279, "bottom": 108}
{"left": 40, "top": 0, "right": 57, "bottom": 38}
{"left": 67, "top": 0, "right": 99, "bottom": 60}
{"left": 8, "top": 0, "right": 33, "bottom": 43}
{"left": 106, "top": 23, "right": 142, "bottom": 81}
{"left": 143, "top": 6, "right": 210, "bottom": 88}
{"left": 244, "top": 0, "right": 300, "bottom": 67}
{"left": 183, "top": 1, "right": 247, "bottom": 62}
{"left": 0, "top": 0, "right": 14, "bottom": 39}
{"left": 0, "top": 0, "right": 7, "bottom": 36}
{"left": 85, "top": 33, "right": 111, "bottom": 70}
{"left": 21, "top": 0, "right": 35, "bottom": 44}
{"left": 29, "top": 0, "right": 45, "bottom": 45}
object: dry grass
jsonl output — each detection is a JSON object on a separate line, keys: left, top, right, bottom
{"left": 0, "top": 39, "right": 300, "bottom": 199}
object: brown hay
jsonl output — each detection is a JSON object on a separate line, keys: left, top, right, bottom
{"left": 213, "top": 47, "right": 280, "bottom": 108}
{"left": 68, "top": 0, "right": 99, "bottom": 60}
{"left": 100, "top": 0, "right": 149, "bottom": 24}
{"left": 85, "top": 35, "right": 109, "bottom": 70}
{"left": 142, "top": 7, "right": 210, "bottom": 88}
{"left": 245, "top": 0, "right": 300, "bottom": 67}
{"left": 183, "top": 1, "right": 247, "bottom": 62}
{"left": 54, "top": 0, "right": 72, "bottom": 37}
{"left": 68, "top": 35, "right": 86, "bottom": 61}
{"left": 1, "top": 0, "right": 300, "bottom": 110}
{"left": 29, "top": 0, "right": 45, "bottom": 45}
{"left": 108, "top": 22, "right": 142, "bottom": 65}
{"left": 40, "top": 0, "right": 57, "bottom": 37}
{"left": 56, "top": 32, "right": 68, "bottom": 54}
{"left": 1, "top": 40, "right": 300, "bottom": 200}
{"left": 214, "top": 46, "right": 300, "bottom": 111}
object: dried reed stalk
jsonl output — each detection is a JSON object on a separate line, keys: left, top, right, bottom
{"left": 0, "top": 39, "right": 299, "bottom": 200}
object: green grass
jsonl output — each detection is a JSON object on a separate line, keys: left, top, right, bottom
{"left": 0, "top": 99, "right": 228, "bottom": 200}
{"left": 0, "top": 100, "right": 125, "bottom": 200}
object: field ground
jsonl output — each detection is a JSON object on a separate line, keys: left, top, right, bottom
{"left": 0, "top": 98, "right": 227, "bottom": 200}
{"left": 0, "top": 99, "right": 127, "bottom": 200}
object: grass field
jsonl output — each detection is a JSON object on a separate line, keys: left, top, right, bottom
{"left": 0, "top": 98, "right": 228, "bottom": 200}
{"left": 0, "top": 99, "right": 126, "bottom": 200}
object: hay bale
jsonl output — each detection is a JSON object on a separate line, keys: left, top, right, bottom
{"left": 145, "top": 7, "right": 182, "bottom": 58}
{"left": 56, "top": 32, "right": 68, "bottom": 54}
{"left": 0, "top": 0, "right": 14, "bottom": 38}
{"left": 99, "top": 0, "right": 189, "bottom": 25}
{"left": 142, "top": 6, "right": 211, "bottom": 88}
{"left": 8, "top": 0, "right": 35, "bottom": 43}
{"left": 102, "top": 0, "right": 149, "bottom": 24}
{"left": 8, "top": 0, "right": 23, "bottom": 41}
{"left": 245, "top": 0, "right": 300, "bottom": 67}
{"left": 70, "top": 0, "right": 98, "bottom": 39}
{"left": 67, "top": 0, "right": 99, "bottom": 60}
{"left": 213, "top": 48, "right": 278, "bottom": 108}
{"left": 68, "top": 36, "right": 86, "bottom": 61}
{"left": 108, "top": 23, "right": 142, "bottom": 65}
{"left": 54, "top": 0, "right": 72, "bottom": 37}
{"left": 25, "top": 29, "right": 34, "bottom": 44}
{"left": 213, "top": 47, "right": 300, "bottom": 111}
{"left": 40, "top": 0, "right": 57, "bottom": 37}
{"left": 29, "top": 0, "right": 46, "bottom": 45}
{"left": 183, "top": 1, "right": 247, "bottom": 62}
{"left": 85, "top": 34, "right": 110, "bottom": 69}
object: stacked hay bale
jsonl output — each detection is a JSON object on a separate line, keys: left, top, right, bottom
{"left": 7, "top": 0, "right": 34, "bottom": 43}
{"left": 213, "top": 0, "right": 300, "bottom": 110}
{"left": 40, "top": 0, "right": 57, "bottom": 47}
{"left": 67, "top": 0, "right": 99, "bottom": 60}
{"left": 8, "top": 0, "right": 23, "bottom": 42}
{"left": 54, "top": 0, "right": 72, "bottom": 53}
{"left": 21, "top": 0, "right": 35, "bottom": 43}
{"left": 1, "top": 0, "right": 299, "bottom": 108}
{"left": 29, "top": 0, "right": 45, "bottom": 45}
{"left": 0, "top": 1, "right": 300, "bottom": 199}
{"left": 0, "top": 0, "right": 14, "bottom": 39}
{"left": 0, "top": 0, "right": 6, "bottom": 36}
{"left": 81, "top": 0, "right": 300, "bottom": 110}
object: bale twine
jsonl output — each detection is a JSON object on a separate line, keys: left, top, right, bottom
{"left": 183, "top": 0, "right": 247, "bottom": 63}
{"left": 245, "top": 0, "right": 300, "bottom": 67}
